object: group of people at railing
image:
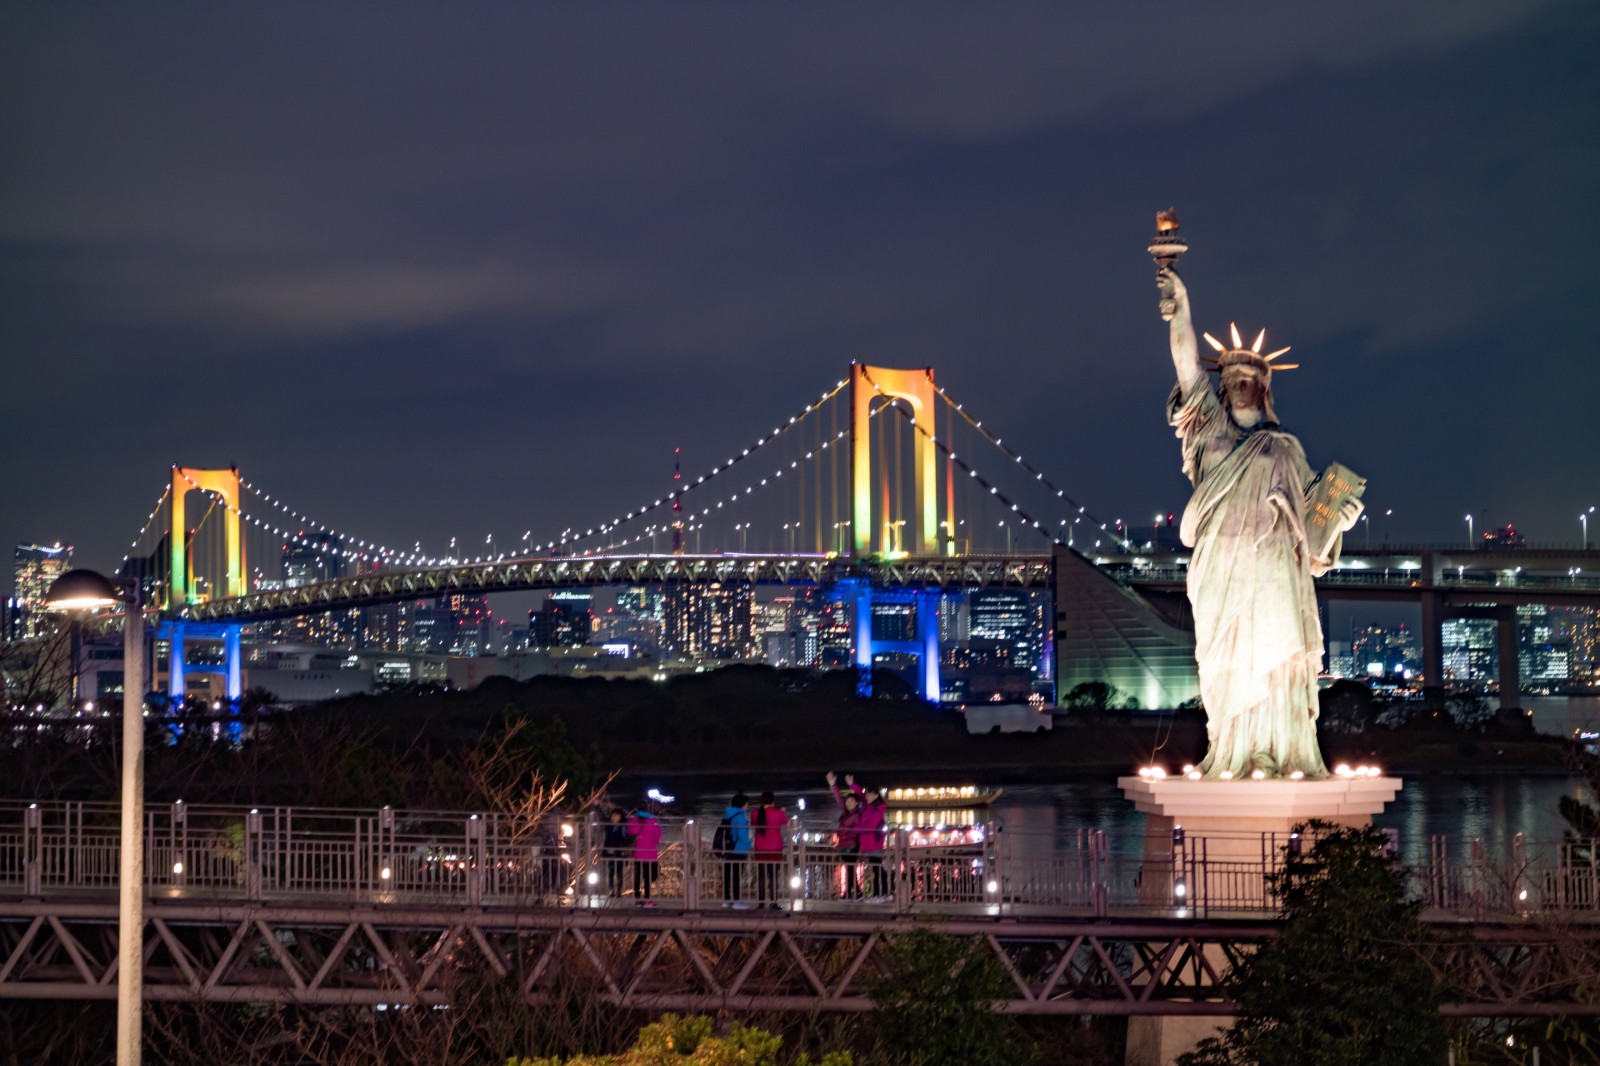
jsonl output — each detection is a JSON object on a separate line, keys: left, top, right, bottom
{"left": 594, "top": 773, "right": 893, "bottom": 910}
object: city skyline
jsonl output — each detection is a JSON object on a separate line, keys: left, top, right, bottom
{"left": 4, "top": 4, "right": 1598, "bottom": 585}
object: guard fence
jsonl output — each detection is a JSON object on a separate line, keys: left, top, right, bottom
{"left": 0, "top": 800, "right": 1592, "bottom": 921}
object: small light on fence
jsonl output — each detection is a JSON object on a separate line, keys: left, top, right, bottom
{"left": 380, "top": 866, "right": 392, "bottom": 880}
{"left": 1289, "top": 770, "right": 1304, "bottom": 781}
{"left": 1151, "top": 766, "right": 1167, "bottom": 780}
{"left": 1355, "top": 766, "right": 1369, "bottom": 777}
{"left": 1186, "top": 770, "right": 1202, "bottom": 781}
{"left": 796, "top": 798, "right": 806, "bottom": 811}
{"left": 1219, "top": 771, "right": 1233, "bottom": 781}
{"left": 1518, "top": 888, "right": 1528, "bottom": 901}
{"left": 986, "top": 880, "right": 999, "bottom": 894}
{"left": 1334, "top": 764, "right": 1352, "bottom": 778}
{"left": 1138, "top": 767, "right": 1151, "bottom": 779}
{"left": 1174, "top": 880, "right": 1187, "bottom": 899}
{"left": 789, "top": 875, "right": 802, "bottom": 889}
{"left": 565, "top": 885, "right": 574, "bottom": 895}
{"left": 1181, "top": 764, "right": 1194, "bottom": 774}
{"left": 587, "top": 871, "right": 600, "bottom": 886}
{"left": 1250, "top": 770, "right": 1266, "bottom": 780}
{"left": 561, "top": 823, "right": 574, "bottom": 838}
{"left": 1369, "top": 765, "right": 1382, "bottom": 777}
{"left": 172, "top": 861, "right": 184, "bottom": 875}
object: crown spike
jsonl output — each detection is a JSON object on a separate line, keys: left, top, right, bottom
{"left": 1252, "top": 329, "right": 1266, "bottom": 353}
{"left": 1269, "top": 363, "right": 1299, "bottom": 370}
{"left": 1202, "top": 332, "right": 1226, "bottom": 353}
{"left": 1263, "top": 346, "right": 1292, "bottom": 361}
{"left": 1229, "top": 322, "right": 1243, "bottom": 348}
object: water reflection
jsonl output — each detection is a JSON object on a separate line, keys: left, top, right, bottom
{"left": 685, "top": 773, "right": 1584, "bottom": 867}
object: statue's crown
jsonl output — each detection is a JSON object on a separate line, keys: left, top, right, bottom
{"left": 1201, "top": 323, "right": 1298, "bottom": 375}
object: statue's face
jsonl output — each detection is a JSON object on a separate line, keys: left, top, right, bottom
{"left": 1223, "top": 371, "right": 1264, "bottom": 413}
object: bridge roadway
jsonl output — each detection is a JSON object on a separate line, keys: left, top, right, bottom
{"left": 0, "top": 801, "right": 1594, "bottom": 1017}
{"left": 168, "top": 544, "right": 1600, "bottom": 625}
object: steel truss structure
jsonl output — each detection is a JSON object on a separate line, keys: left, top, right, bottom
{"left": 0, "top": 902, "right": 1593, "bottom": 1017}
{"left": 175, "top": 554, "right": 1057, "bottom": 624}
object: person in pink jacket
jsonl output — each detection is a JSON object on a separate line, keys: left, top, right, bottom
{"left": 626, "top": 804, "right": 663, "bottom": 907}
{"left": 826, "top": 771, "right": 865, "bottom": 898}
{"left": 750, "top": 791, "right": 789, "bottom": 910}
{"left": 847, "top": 775, "right": 890, "bottom": 900}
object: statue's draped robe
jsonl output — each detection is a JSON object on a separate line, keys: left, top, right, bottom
{"left": 1169, "top": 382, "right": 1335, "bottom": 779}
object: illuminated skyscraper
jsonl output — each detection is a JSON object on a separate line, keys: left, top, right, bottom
{"left": 13, "top": 542, "right": 72, "bottom": 639}
{"left": 968, "top": 589, "right": 1048, "bottom": 676}
{"left": 529, "top": 591, "right": 593, "bottom": 648}
{"left": 663, "top": 581, "right": 754, "bottom": 659}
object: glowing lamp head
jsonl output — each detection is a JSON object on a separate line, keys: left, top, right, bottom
{"left": 44, "top": 570, "right": 120, "bottom": 612}
{"left": 1219, "top": 770, "right": 1233, "bottom": 781}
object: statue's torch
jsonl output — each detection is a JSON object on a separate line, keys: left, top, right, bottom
{"left": 1148, "top": 209, "right": 1188, "bottom": 321}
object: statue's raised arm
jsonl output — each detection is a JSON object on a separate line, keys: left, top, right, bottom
{"left": 1160, "top": 268, "right": 1206, "bottom": 398}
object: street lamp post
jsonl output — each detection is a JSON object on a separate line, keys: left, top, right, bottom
{"left": 1384, "top": 509, "right": 1392, "bottom": 546}
{"left": 1361, "top": 513, "right": 1370, "bottom": 549}
{"left": 46, "top": 570, "right": 144, "bottom": 1066}
{"left": 1583, "top": 506, "right": 1595, "bottom": 549}
{"left": 1465, "top": 514, "right": 1474, "bottom": 548}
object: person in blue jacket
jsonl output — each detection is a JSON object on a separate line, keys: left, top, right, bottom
{"left": 715, "top": 792, "right": 752, "bottom": 908}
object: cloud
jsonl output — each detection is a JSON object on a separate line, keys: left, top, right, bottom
{"left": 0, "top": 1, "right": 1564, "bottom": 344}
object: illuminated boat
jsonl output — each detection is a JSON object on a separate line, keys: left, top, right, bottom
{"left": 883, "top": 785, "right": 1003, "bottom": 808}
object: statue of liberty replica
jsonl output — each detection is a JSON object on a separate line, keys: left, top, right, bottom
{"left": 1150, "top": 212, "right": 1364, "bottom": 780}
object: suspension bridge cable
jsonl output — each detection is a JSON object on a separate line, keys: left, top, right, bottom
{"left": 237, "top": 477, "right": 435, "bottom": 568}
{"left": 117, "top": 483, "right": 173, "bottom": 572}
{"left": 930, "top": 383, "right": 1128, "bottom": 548}
{"left": 855, "top": 366, "right": 1125, "bottom": 551}
{"left": 550, "top": 378, "right": 851, "bottom": 555}
{"left": 581, "top": 390, "right": 926, "bottom": 557}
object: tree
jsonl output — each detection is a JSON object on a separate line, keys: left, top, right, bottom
{"left": 865, "top": 928, "right": 1034, "bottom": 1066}
{"left": 511, "top": 1012, "right": 851, "bottom": 1066}
{"left": 1318, "top": 680, "right": 1377, "bottom": 735}
{"left": 1063, "top": 681, "right": 1126, "bottom": 713}
{"left": 1179, "top": 821, "right": 1445, "bottom": 1066}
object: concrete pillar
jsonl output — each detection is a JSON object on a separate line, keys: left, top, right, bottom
{"left": 167, "top": 623, "right": 186, "bottom": 704}
{"left": 916, "top": 589, "right": 941, "bottom": 704}
{"left": 224, "top": 624, "right": 242, "bottom": 702}
{"left": 1496, "top": 605, "right": 1520, "bottom": 711}
{"left": 1420, "top": 592, "right": 1443, "bottom": 688}
{"left": 849, "top": 580, "right": 873, "bottom": 697}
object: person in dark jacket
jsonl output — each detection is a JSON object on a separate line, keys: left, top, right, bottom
{"left": 717, "top": 793, "right": 752, "bottom": 908}
{"left": 600, "top": 807, "right": 629, "bottom": 898}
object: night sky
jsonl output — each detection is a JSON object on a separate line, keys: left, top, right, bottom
{"left": 4, "top": 3, "right": 1598, "bottom": 596}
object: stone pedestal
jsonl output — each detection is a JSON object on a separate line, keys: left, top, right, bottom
{"left": 1117, "top": 775, "right": 1404, "bottom": 1066}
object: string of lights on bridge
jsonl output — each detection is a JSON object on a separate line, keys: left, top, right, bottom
{"left": 854, "top": 366, "right": 1130, "bottom": 551}
{"left": 123, "top": 370, "right": 1144, "bottom": 592}
{"left": 117, "top": 484, "right": 173, "bottom": 571}
{"left": 131, "top": 379, "right": 861, "bottom": 580}
{"left": 551, "top": 379, "right": 851, "bottom": 554}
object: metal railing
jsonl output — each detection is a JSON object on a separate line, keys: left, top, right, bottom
{"left": 1, "top": 800, "right": 1593, "bottom": 921}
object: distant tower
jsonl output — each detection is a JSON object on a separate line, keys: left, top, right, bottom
{"left": 671, "top": 446, "right": 685, "bottom": 555}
